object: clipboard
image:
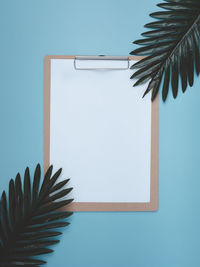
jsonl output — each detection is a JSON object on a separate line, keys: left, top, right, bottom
{"left": 44, "top": 55, "right": 159, "bottom": 211}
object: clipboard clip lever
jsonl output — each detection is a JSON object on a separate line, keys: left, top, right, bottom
{"left": 74, "top": 55, "right": 130, "bottom": 70}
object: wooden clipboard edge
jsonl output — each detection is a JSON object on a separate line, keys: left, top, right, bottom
{"left": 44, "top": 55, "right": 159, "bottom": 212}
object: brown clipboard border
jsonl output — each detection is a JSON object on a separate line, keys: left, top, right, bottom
{"left": 44, "top": 55, "right": 159, "bottom": 211}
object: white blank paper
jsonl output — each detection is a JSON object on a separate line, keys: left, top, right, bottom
{"left": 50, "top": 59, "right": 151, "bottom": 203}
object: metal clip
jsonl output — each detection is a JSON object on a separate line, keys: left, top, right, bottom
{"left": 74, "top": 55, "right": 130, "bottom": 70}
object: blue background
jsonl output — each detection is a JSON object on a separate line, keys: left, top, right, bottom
{"left": 1, "top": 0, "right": 200, "bottom": 266}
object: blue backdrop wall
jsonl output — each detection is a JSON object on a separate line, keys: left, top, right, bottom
{"left": 1, "top": 0, "right": 200, "bottom": 266}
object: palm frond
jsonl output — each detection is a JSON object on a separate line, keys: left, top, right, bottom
{"left": 0, "top": 164, "right": 73, "bottom": 266}
{"left": 130, "top": 0, "right": 200, "bottom": 101}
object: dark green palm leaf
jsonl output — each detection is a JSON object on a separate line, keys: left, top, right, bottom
{"left": 130, "top": 0, "right": 200, "bottom": 101}
{"left": 0, "top": 164, "right": 73, "bottom": 266}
